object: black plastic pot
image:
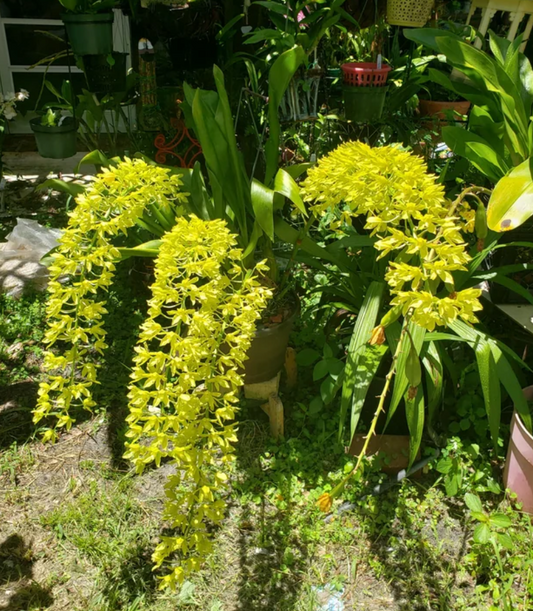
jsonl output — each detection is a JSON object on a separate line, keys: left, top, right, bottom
{"left": 244, "top": 298, "right": 300, "bottom": 385}
{"left": 62, "top": 12, "right": 114, "bottom": 56}
{"left": 343, "top": 85, "right": 388, "bottom": 123}
{"left": 30, "top": 117, "right": 77, "bottom": 159}
{"left": 84, "top": 52, "right": 127, "bottom": 93}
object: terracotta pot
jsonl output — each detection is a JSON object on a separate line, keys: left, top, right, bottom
{"left": 349, "top": 433, "right": 419, "bottom": 475}
{"left": 418, "top": 99, "right": 471, "bottom": 121}
{"left": 504, "top": 394, "right": 533, "bottom": 513}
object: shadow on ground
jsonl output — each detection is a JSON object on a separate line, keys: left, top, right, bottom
{"left": 0, "top": 534, "right": 53, "bottom": 611}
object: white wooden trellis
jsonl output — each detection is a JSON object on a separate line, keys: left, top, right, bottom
{"left": 466, "top": 0, "right": 533, "bottom": 50}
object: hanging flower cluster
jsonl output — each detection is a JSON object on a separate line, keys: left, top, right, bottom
{"left": 301, "top": 142, "right": 481, "bottom": 331}
{"left": 33, "top": 159, "right": 187, "bottom": 441}
{"left": 124, "top": 216, "right": 271, "bottom": 589}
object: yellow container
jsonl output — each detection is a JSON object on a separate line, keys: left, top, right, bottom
{"left": 387, "top": 0, "right": 433, "bottom": 27}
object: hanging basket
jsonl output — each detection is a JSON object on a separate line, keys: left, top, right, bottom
{"left": 341, "top": 62, "right": 391, "bottom": 87}
{"left": 343, "top": 86, "right": 389, "bottom": 123}
{"left": 62, "top": 12, "right": 114, "bottom": 56}
{"left": 83, "top": 53, "right": 128, "bottom": 94}
{"left": 386, "top": 0, "right": 433, "bottom": 27}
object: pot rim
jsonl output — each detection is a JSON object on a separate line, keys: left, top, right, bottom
{"left": 254, "top": 293, "right": 300, "bottom": 338}
{"left": 62, "top": 12, "right": 114, "bottom": 23}
{"left": 30, "top": 116, "right": 77, "bottom": 134}
{"left": 514, "top": 410, "right": 533, "bottom": 442}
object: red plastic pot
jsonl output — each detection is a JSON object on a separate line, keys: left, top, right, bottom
{"left": 341, "top": 62, "right": 391, "bottom": 87}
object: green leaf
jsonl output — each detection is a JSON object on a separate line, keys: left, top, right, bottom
{"left": 58, "top": 0, "right": 79, "bottom": 10}
{"left": 274, "top": 168, "right": 306, "bottom": 215}
{"left": 350, "top": 344, "right": 388, "bottom": 443}
{"left": 496, "top": 533, "right": 514, "bottom": 549}
{"left": 465, "top": 492, "right": 483, "bottom": 514}
{"left": 296, "top": 348, "right": 321, "bottom": 366}
{"left": 313, "top": 360, "right": 330, "bottom": 381}
{"left": 487, "top": 158, "right": 533, "bottom": 232}
{"left": 386, "top": 321, "right": 426, "bottom": 428}
{"left": 473, "top": 522, "right": 491, "bottom": 544}
{"left": 422, "top": 341, "right": 443, "bottom": 434}
{"left": 476, "top": 341, "right": 501, "bottom": 448}
{"left": 265, "top": 46, "right": 307, "bottom": 184}
{"left": 37, "top": 178, "right": 85, "bottom": 197}
{"left": 338, "top": 282, "right": 385, "bottom": 442}
{"left": 117, "top": 240, "right": 162, "bottom": 260}
{"left": 442, "top": 126, "right": 508, "bottom": 182}
{"left": 488, "top": 513, "right": 512, "bottom": 529}
{"left": 283, "top": 163, "right": 311, "bottom": 179}
{"left": 405, "top": 385, "right": 424, "bottom": 467}
{"left": 216, "top": 13, "right": 244, "bottom": 41}
{"left": 251, "top": 179, "right": 275, "bottom": 240}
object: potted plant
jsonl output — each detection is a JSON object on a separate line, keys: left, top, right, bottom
{"left": 341, "top": 61, "right": 391, "bottom": 123}
{"left": 418, "top": 81, "right": 471, "bottom": 122}
{"left": 60, "top": 0, "right": 116, "bottom": 56}
{"left": 504, "top": 386, "right": 533, "bottom": 514}
{"left": 82, "top": 52, "right": 128, "bottom": 93}
{"left": 30, "top": 109, "right": 77, "bottom": 159}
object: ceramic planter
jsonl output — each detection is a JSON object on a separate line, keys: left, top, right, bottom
{"left": 30, "top": 117, "right": 77, "bottom": 159}
{"left": 62, "top": 12, "right": 114, "bottom": 56}
{"left": 418, "top": 99, "right": 471, "bottom": 121}
{"left": 244, "top": 298, "right": 300, "bottom": 385}
{"left": 83, "top": 52, "right": 127, "bottom": 93}
{"left": 504, "top": 404, "right": 533, "bottom": 514}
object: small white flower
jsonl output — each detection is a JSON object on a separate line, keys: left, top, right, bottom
{"left": 3, "top": 106, "right": 16, "bottom": 120}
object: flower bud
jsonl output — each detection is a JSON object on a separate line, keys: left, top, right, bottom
{"left": 380, "top": 305, "right": 402, "bottom": 328}
{"left": 369, "top": 325, "right": 386, "bottom": 345}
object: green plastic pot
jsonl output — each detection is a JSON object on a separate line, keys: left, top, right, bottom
{"left": 62, "top": 12, "right": 114, "bottom": 56}
{"left": 343, "top": 85, "right": 389, "bottom": 123}
{"left": 30, "top": 117, "right": 77, "bottom": 159}
{"left": 83, "top": 52, "right": 127, "bottom": 93}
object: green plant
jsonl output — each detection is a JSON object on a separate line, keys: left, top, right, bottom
{"left": 404, "top": 28, "right": 533, "bottom": 232}
{"left": 294, "top": 141, "right": 531, "bottom": 511}
{"left": 39, "top": 108, "right": 66, "bottom": 128}
{"left": 58, "top": 0, "right": 116, "bottom": 13}
{"left": 33, "top": 159, "right": 271, "bottom": 588}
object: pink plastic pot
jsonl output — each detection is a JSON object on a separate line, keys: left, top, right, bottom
{"left": 504, "top": 403, "right": 533, "bottom": 514}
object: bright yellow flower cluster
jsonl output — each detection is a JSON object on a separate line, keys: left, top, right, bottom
{"left": 123, "top": 216, "right": 271, "bottom": 590}
{"left": 33, "top": 159, "right": 187, "bottom": 440}
{"left": 301, "top": 142, "right": 482, "bottom": 331}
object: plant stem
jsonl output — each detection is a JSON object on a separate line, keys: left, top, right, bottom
{"left": 280, "top": 214, "right": 315, "bottom": 290}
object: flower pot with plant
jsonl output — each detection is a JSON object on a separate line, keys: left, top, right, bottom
{"left": 30, "top": 109, "right": 77, "bottom": 159}
{"left": 341, "top": 61, "right": 391, "bottom": 123}
{"left": 82, "top": 52, "right": 128, "bottom": 93}
{"left": 418, "top": 82, "right": 471, "bottom": 122}
{"left": 60, "top": 0, "right": 116, "bottom": 56}
{"left": 504, "top": 386, "right": 533, "bottom": 514}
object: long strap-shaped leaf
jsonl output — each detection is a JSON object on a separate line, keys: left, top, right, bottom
{"left": 385, "top": 320, "right": 426, "bottom": 428}
{"left": 349, "top": 343, "right": 388, "bottom": 443}
{"left": 406, "top": 385, "right": 425, "bottom": 467}
{"left": 422, "top": 340, "right": 443, "bottom": 434}
{"left": 476, "top": 341, "right": 501, "bottom": 447}
{"left": 338, "top": 281, "right": 384, "bottom": 442}
{"left": 449, "top": 319, "right": 532, "bottom": 438}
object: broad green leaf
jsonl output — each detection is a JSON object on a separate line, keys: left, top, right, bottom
{"left": 386, "top": 321, "right": 426, "bottom": 428}
{"left": 497, "top": 532, "right": 514, "bottom": 549}
{"left": 296, "top": 348, "right": 321, "bottom": 366}
{"left": 58, "top": 0, "right": 78, "bottom": 10}
{"left": 487, "top": 158, "right": 533, "bottom": 232}
{"left": 465, "top": 492, "right": 483, "bottom": 513}
{"left": 473, "top": 522, "right": 491, "bottom": 544}
{"left": 442, "top": 126, "right": 507, "bottom": 182}
{"left": 349, "top": 343, "right": 388, "bottom": 442}
{"left": 283, "top": 163, "right": 311, "bottom": 179}
{"left": 75, "top": 149, "right": 113, "bottom": 172}
{"left": 488, "top": 513, "right": 512, "bottom": 529}
{"left": 403, "top": 28, "right": 464, "bottom": 54}
{"left": 265, "top": 46, "right": 307, "bottom": 184}
{"left": 405, "top": 385, "right": 424, "bottom": 467}
{"left": 338, "top": 281, "right": 384, "bottom": 442}
{"left": 243, "top": 28, "right": 283, "bottom": 45}
{"left": 118, "top": 240, "right": 162, "bottom": 260}
{"left": 313, "top": 359, "right": 330, "bottom": 381}
{"left": 37, "top": 178, "right": 85, "bottom": 197}
{"left": 251, "top": 179, "right": 275, "bottom": 240}
{"left": 274, "top": 168, "right": 306, "bottom": 215}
